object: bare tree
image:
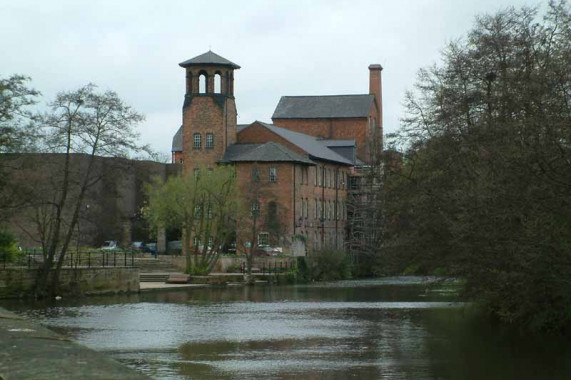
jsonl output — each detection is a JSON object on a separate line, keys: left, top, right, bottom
{"left": 33, "top": 84, "right": 144, "bottom": 298}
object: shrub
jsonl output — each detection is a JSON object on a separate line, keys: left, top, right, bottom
{"left": 0, "top": 229, "right": 22, "bottom": 263}
{"left": 306, "top": 249, "right": 353, "bottom": 281}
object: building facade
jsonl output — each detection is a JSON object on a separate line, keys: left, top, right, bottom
{"left": 172, "top": 51, "right": 383, "bottom": 253}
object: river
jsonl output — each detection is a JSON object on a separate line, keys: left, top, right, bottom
{"left": 2, "top": 277, "right": 571, "bottom": 379}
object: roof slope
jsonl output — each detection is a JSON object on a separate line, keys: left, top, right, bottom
{"left": 179, "top": 51, "right": 240, "bottom": 69}
{"left": 272, "top": 94, "right": 374, "bottom": 119}
{"left": 255, "top": 122, "right": 354, "bottom": 165}
{"left": 222, "top": 142, "right": 314, "bottom": 164}
{"left": 172, "top": 126, "right": 182, "bottom": 152}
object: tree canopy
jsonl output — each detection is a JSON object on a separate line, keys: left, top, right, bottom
{"left": 0, "top": 75, "right": 40, "bottom": 153}
{"left": 146, "top": 165, "right": 238, "bottom": 274}
{"left": 382, "top": 1, "right": 571, "bottom": 333}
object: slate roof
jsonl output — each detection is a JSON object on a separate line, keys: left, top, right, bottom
{"left": 179, "top": 51, "right": 240, "bottom": 69}
{"left": 272, "top": 94, "right": 374, "bottom": 119}
{"left": 222, "top": 142, "right": 314, "bottom": 165}
{"left": 237, "top": 124, "right": 249, "bottom": 133}
{"left": 320, "top": 139, "right": 356, "bottom": 147}
{"left": 320, "top": 139, "right": 356, "bottom": 163}
{"left": 172, "top": 126, "right": 183, "bottom": 152}
{"left": 255, "top": 122, "right": 354, "bottom": 166}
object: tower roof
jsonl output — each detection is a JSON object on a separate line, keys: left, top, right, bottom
{"left": 179, "top": 51, "right": 240, "bottom": 69}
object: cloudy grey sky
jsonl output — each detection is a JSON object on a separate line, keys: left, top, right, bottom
{"left": 1, "top": 0, "right": 539, "bottom": 157}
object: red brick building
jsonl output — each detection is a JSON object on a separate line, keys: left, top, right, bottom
{"left": 172, "top": 51, "right": 383, "bottom": 253}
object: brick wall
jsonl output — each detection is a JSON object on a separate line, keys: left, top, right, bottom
{"left": 271, "top": 115, "right": 380, "bottom": 161}
{"left": 237, "top": 122, "right": 307, "bottom": 155}
{"left": 232, "top": 159, "right": 350, "bottom": 253}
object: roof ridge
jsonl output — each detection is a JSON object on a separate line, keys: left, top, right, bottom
{"left": 279, "top": 94, "right": 372, "bottom": 98}
{"left": 260, "top": 123, "right": 353, "bottom": 165}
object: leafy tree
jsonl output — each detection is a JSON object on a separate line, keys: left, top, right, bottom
{"left": 32, "top": 84, "right": 145, "bottom": 298}
{"left": 383, "top": 1, "right": 571, "bottom": 333}
{"left": 0, "top": 75, "right": 40, "bottom": 221}
{"left": 146, "top": 165, "right": 238, "bottom": 274}
{"left": 0, "top": 75, "right": 40, "bottom": 153}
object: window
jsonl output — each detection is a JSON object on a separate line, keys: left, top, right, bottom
{"left": 193, "top": 133, "right": 202, "bottom": 148}
{"left": 193, "top": 236, "right": 200, "bottom": 247}
{"left": 317, "top": 166, "right": 322, "bottom": 186}
{"left": 206, "top": 204, "right": 212, "bottom": 219}
{"left": 251, "top": 202, "right": 260, "bottom": 217}
{"left": 314, "top": 199, "right": 318, "bottom": 219}
{"left": 206, "top": 133, "right": 214, "bottom": 148}
{"left": 258, "top": 232, "right": 269, "bottom": 246}
{"left": 194, "top": 204, "right": 202, "bottom": 217}
{"left": 269, "top": 167, "right": 277, "bottom": 182}
{"left": 303, "top": 198, "right": 308, "bottom": 218}
{"left": 179, "top": 158, "right": 183, "bottom": 164}
{"left": 214, "top": 73, "right": 222, "bottom": 93}
{"left": 315, "top": 166, "right": 318, "bottom": 186}
{"left": 199, "top": 73, "right": 206, "bottom": 93}
{"left": 194, "top": 168, "right": 200, "bottom": 179}
{"left": 208, "top": 236, "right": 214, "bottom": 247}
{"left": 328, "top": 169, "right": 332, "bottom": 188}
{"left": 252, "top": 167, "right": 260, "bottom": 182}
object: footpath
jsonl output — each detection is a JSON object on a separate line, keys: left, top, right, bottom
{"left": 0, "top": 307, "right": 152, "bottom": 380}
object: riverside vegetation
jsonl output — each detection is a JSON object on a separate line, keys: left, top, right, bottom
{"left": 378, "top": 2, "right": 571, "bottom": 334}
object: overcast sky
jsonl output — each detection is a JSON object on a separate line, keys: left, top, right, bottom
{"left": 1, "top": 0, "right": 540, "bottom": 157}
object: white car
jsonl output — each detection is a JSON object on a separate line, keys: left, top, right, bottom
{"left": 101, "top": 241, "right": 119, "bottom": 250}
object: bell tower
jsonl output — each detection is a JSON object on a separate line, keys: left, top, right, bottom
{"left": 179, "top": 51, "right": 240, "bottom": 174}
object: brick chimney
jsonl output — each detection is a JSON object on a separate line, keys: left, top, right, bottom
{"left": 368, "top": 64, "right": 383, "bottom": 141}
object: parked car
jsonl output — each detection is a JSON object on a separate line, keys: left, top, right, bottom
{"left": 131, "top": 241, "right": 143, "bottom": 251}
{"left": 143, "top": 243, "right": 157, "bottom": 254}
{"left": 101, "top": 240, "right": 119, "bottom": 250}
{"left": 167, "top": 240, "right": 182, "bottom": 255}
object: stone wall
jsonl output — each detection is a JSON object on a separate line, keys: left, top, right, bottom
{"left": 162, "top": 255, "right": 295, "bottom": 273}
{"left": 0, "top": 267, "right": 139, "bottom": 298}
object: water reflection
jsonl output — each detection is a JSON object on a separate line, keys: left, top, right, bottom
{"left": 2, "top": 278, "right": 570, "bottom": 379}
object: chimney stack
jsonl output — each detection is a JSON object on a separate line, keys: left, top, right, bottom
{"left": 368, "top": 64, "right": 383, "bottom": 146}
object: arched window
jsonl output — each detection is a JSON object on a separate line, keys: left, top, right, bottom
{"left": 193, "top": 133, "right": 202, "bottom": 148}
{"left": 214, "top": 73, "right": 222, "bottom": 93}
{"left": 199, "top": 73, "right": 207, "bottom": 93}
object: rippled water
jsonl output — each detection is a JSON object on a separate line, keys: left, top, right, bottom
{"left": 3, "top": 277, "right": 571, "bottom": 379}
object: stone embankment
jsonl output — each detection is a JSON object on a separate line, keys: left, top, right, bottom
{"left": 0, "top": 306, "right": 152, "bottom": 380}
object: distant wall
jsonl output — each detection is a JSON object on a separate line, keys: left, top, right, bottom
{"left": 0, "top": 267, "right": 139, "bottom": 298}
{"left": 0, "top": 153, "right": 181, "bottom": 249}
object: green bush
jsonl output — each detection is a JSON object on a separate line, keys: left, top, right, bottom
{"left": 306, "top": 249, "right": 353, "bottom": 281}
{"left": 0, "top": 230, "right": 22, "bottom": 263}
{"left": 226, "top": 261, "right": 242, "bottom": 273}
{"left": 189, "top": 263, "right": 210, "bottom": 276}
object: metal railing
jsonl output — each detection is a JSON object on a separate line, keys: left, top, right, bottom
{"left": 241, "top": 260, "right": 295, "bottom": 275}
{"left": 1, "top": 249, "right": 136, "bottom": 269}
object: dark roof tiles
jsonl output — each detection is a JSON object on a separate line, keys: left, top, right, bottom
{"left": 172, "top": 126, "right": 182, "bottom": 152}
{"left": 272, "top": 94, "right": 374, "bottom": 119}
{"left": 222, "top": 142, "right": 314, "bottom": 164}
{"left": 179, "top": 51, "right": 240, "bottom": 69}
{"left": 256, "top": 122, "right": 354, "bottom": 166}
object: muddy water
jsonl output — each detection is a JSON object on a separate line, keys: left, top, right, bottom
{"left": 3, "top": 278, "right": 571, "bottom": 379}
